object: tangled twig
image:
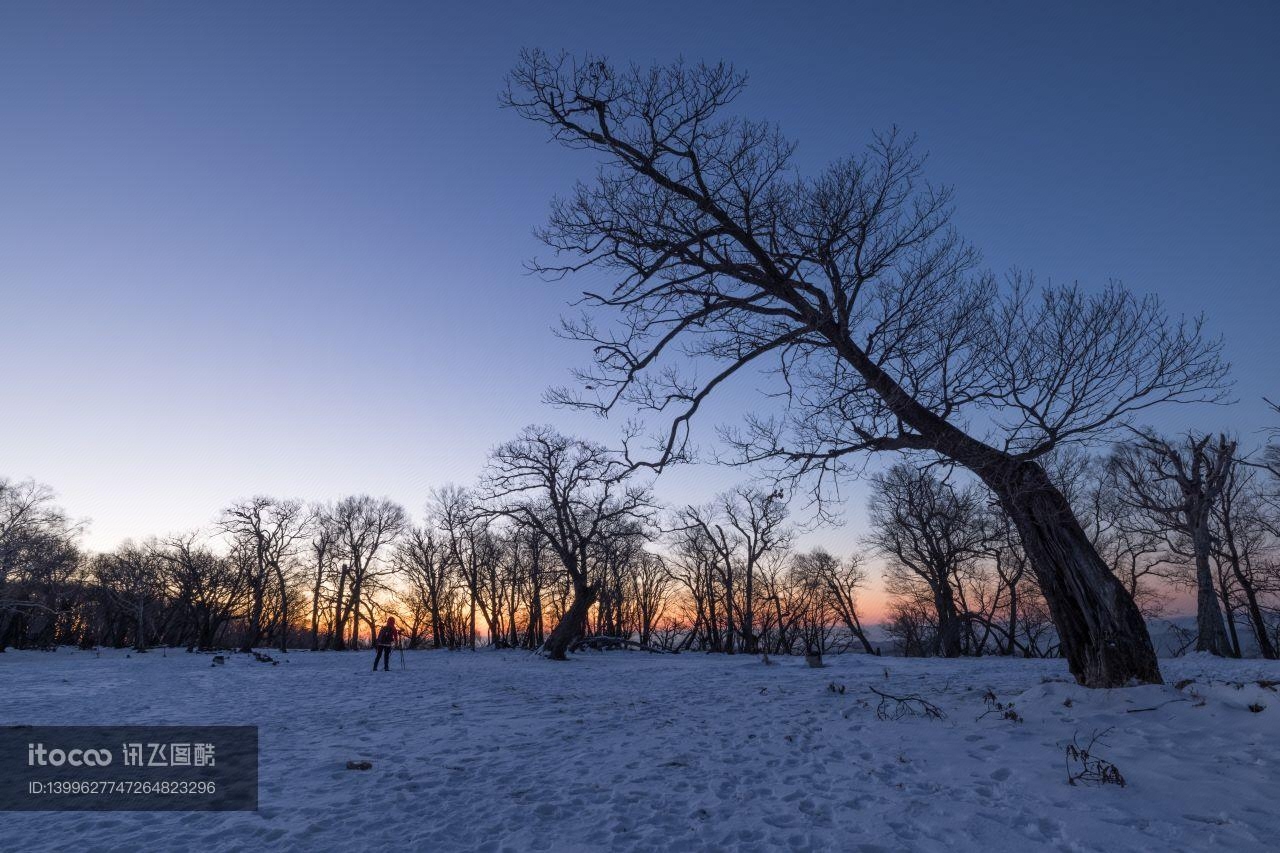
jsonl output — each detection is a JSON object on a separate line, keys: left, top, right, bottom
{"left": 868, "top": 685, "right": 945, "bottom": 721}
{"left": 1065, "top": 729, "right": 1126, "bottom": 787}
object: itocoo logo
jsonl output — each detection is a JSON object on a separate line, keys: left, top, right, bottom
{"left": 27, "top": 743, "right": 113, "bottom": 767}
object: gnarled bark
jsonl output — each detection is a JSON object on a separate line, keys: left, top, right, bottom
{"left": 984, "top": 460, "right": 1161, "bottom": 687}
{"left": 543, "top": 581, "right": 598, "bottom": 661}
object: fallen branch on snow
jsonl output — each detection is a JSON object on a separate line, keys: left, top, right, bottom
{"left": 568, "top": 635, "right": 672, "bottom": 654}
{"left": 1125, "top": 698, "right": 1189, "bottom": 713}
{"left": 1065, "top": 729, "right": 1126, "bottom": 787}
{"left": 868, "top": 685, "right": 945, "bottom": 721}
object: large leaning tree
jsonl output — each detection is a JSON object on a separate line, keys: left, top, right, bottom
{"left": 504, "top": 51, "right": 1229, "bottom": 687}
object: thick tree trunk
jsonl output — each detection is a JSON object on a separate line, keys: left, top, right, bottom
{"left": 983, "top": 460, "right": 1162, "bottom": 687}
{"left": 135, "top": 597, "right": 147, "bottom": 652}
{"left": 309, "top": 569, "right": 323, "bottom": 651}
{"left": 468, "top": 580, "right": 477, "bottom": 650}
{"left": 832, "top": 334, "right": 1162, "bottom": 685}
{"left": 240, "top": 594, "right": 263, "bottom": 654}
{"left": 348, "top": 577, "right": 363, "bottom": 650}
{"left": 934, "top": 586, "right": 962, "bottom": 658}
{"left": 543, "top": 581, "right": 598, "bottom": 661}
{"left": 1191, "top": 524, "right": 1233, "bottom": 657}
{"left": 741, "top": 568, "right": 757, "bottom": 654}
{"left": 330, "top": 569, "right": 348, "bottom": 651}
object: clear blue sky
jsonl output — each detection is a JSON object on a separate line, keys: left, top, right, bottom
{"left": 1, "top": 1, "right": 1277, "bottom": 554}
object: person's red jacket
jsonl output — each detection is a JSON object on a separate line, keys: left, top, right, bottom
{"left": 375, "top": 623, "right": 399, "bottom": 647}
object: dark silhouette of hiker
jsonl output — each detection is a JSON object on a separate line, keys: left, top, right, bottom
{"left": 372, "top": 617, "right": 399, "bottom": 671}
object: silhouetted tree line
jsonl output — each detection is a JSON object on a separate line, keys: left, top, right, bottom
{"left": 5, "top": 415, "right": 1278, "bottom": 659}
{"left": 0, "top": 451, "right": 850, "bottom": 656}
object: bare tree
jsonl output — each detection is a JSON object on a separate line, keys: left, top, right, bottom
{"left": 674, "top": 487, "right": 789, "bottom": 654}
{"left": 155, "top": 532, "right": 247, "bottom": 651}
{"left": 1076, "top": 462, "right": 1170, "bottom": 618}
{"left": 672, "top": 503, "right": 738, "bottom": 652}
{"left": 791, "top": 548, "right": 876, "bottom": 654}
{"left": 668, "top": 523, "right": 720, "bottom": 650}
{"left": 867, "top": 465, "right": 989, "bottom": 657}
{"left": 629, "top": 548, "right": 669, "bottom": 648}
{"left": 396, "top": 524, "right": 452, "bottom": 648}
{"left": 504, "top": 52, "right": 1227, "bottom": 686}
{"left": 1263, "top": 398, "right": 1280, "bottom": 481}
{"left": 218, "top": 497, "right": 312, "bottom": 652}
{"left": 329, "top": 496, "right": 407, "bottom": 650}
{"left": 0, "top": 478, "right": 83, "bottom": 651}
{"left": 478, "top": 425, "right": 654, "bottom": 660}
{"left": 306, "top": 504, "right": 338, "bottom": 650}
{"left": 430, "top": 485, "right": 495, "bottom": 651}
{"left": 720, "top": 487, "right": 789, "bottom": 653}
{"left": 1212, "top": 464, "right": 1277, "bottom": 659}
{"left": 93, "top": 540, "right": 164, "bottom": 652}
{"left": 1108, "top": 431, "right": 1236, "bottom": 656}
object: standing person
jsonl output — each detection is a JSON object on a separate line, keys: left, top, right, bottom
{"left": 372, "top": 616, "right": 399, "bottom": 672}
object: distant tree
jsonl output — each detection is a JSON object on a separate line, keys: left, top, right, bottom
{"left": 971, "top": 511, "right": 1031, "bottom": 655}
{"left": 1108, "top": 431, "right": 1237, "bottom": 656}
{"left": 592, "top": 518, "right": 647, "bottom": 640}
{"left": 0, "top": 478, "right": 83, "bottom": 650}
{"left": 673, "top": 488, "right": 788, "bottom": 654}
{"left": 218, "top": 497, "right": 312, "bottom": 652}
{"left": 791, "top": 548, "right": 876, "bottom": 655}
{"left": 629, "top": 548, "right": 669, "bottom": 648}
{"left": 867, "top": 466, "right": 989, "bottom": 657}
{"left": 1074, "top": 461, "right": 1170, "bottom": 618}
{"left": 719, "top": 487, "right": 789, "bottom": 654}
{"left": 1211, "top": 464, "right": 1277, "bottom": 659}
{"left": 156, "top": 533, "right": 246, "bottom": 651}
{"left": 505, "top": 52, "right": 1229, "bottom": 686}
{"left": 478, "top": 425, "right": 654, "bottom": 660}
{"left": 430, "top": 485, "right": 496, "bottom": 651}
{"left": 94, "top": 540, "right": 164, "bottom": 651}
{"left": 395, "top": 524, "right": 451, "bottom": 648}
{"left": 306, "top": 504, "right": 339, "bottom": 650}
{"left": 328, "top": 496, "right": 406, "bottom": 650}
{"left": 668, "top": 523, "right": 721, "bottom": 651}
{"left": 1263, "top": 398, "right": 1280, "bottom": 481}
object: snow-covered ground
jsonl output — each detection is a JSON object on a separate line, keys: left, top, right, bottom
{"left": 3, "top": 648, "right": 1278, "bottom": 852}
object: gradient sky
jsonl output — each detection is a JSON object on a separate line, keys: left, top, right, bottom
{"left": 2, "top": 1, "right": 1277, "bottom": 585}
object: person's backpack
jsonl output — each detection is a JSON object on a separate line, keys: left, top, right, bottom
{"left": 376, "top": 625, "right": 393, "bottom": 645}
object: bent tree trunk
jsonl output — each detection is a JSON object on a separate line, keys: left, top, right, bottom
{"left": 832, "top": 334, "right": 1161, "bottom": 686}
{"left": 983, "top": 460, "right": 1162, "bottom": 687}
{"left": 543, "top": 582, "right": 598, "bottom": 661}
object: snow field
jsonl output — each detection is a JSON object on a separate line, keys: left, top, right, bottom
{"left": 2, "top": 648, "right": 1278, "bottom": 852}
